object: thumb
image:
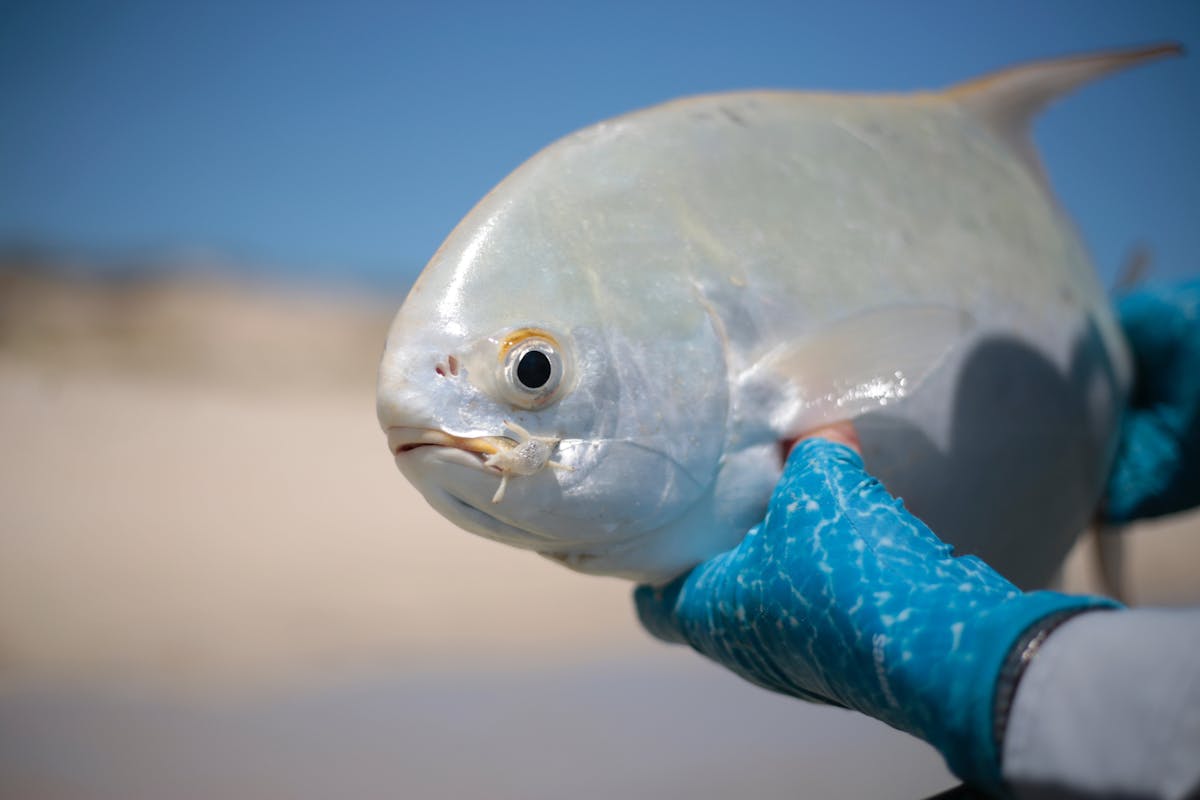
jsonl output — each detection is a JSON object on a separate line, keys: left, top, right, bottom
{"left": 634, "top": 539, "right": 749, "bottom": 647}
{"left": 633, "top": 578, "right": 691, "bottom": 645}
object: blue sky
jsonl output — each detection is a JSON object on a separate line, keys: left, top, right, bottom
{"left": 1, "top": 0, "right": 1197, "bottom": 291}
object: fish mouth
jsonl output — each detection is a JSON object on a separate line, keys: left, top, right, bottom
{"left": 387, "top": 431, "right": 557, "bottom": 548}
{"left": 386, "top": 426, "right": 514, "bottom": 470}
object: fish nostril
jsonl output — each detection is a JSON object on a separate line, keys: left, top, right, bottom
{"left": 447, "top": 355, "right": 460, "bottom": 376}
{"left": 435, "top": 364, "right": 446, "bottom": 377}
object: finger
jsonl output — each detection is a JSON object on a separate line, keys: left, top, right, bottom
{"left": 776, "top": 438, "right": 959, "bottom": 563}
{"left": 801, "top": 421, "right": 862, "bottom": 453}
{"left": 781, "top": 433, "right": 870, "bottom": 489}
{"left": 633, "top": 577, "right": 691, "bottom": 645}
{"left": 635, "top": 526, "right": 763, "bottom": 647}
{"left": 784, "top": 421, "right": 861, "bottom": 458}
{"left": 1116, "top": 279, "right": 1200, "bottom": 355}
{"left": 1106, "top": 408, "right": 1194, "bottom": 521}
{"left": 1118, "top": 281, "right": 1200, "bottom": 405}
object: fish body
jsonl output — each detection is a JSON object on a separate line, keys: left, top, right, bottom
{"left": 378, "top": 46, "right": 1177, "bottom": 586}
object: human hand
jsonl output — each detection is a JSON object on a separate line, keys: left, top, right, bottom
{"left": 636, "top": 429, "right": 1117, "bottom": 792}
{"left": 1106, "top": 279, "right": 1200, "bottom": 522}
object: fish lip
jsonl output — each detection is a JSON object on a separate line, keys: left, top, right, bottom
{"left": 386, "top": 426, "right": 513, "bottom": 469}
{"left": 392, "top": 432, "right": 649, "bottom": 554}
{"left": 389, "top": 436, "right": 552, "bottom": 546}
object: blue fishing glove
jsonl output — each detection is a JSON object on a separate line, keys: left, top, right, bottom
{"left": 636, "top": 439, "right": 1119, "bottom": 794}
{"left": 1106, "top": 279, "right": 1200, "bottom": 522}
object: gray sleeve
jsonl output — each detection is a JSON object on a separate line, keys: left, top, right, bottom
{"left": 1001, "top": 607, "right": 1200, "bottom": 800}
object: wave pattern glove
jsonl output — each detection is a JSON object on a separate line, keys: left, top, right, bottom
{"left": 1106, "top": 279, "right": 1200, "bottom": 522}
{"left": 636, "top": 440, "right": 1118, "bottom": 793}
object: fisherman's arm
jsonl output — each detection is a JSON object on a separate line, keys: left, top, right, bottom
{"left": 636, "top": 436, "right": 1122, "bottom": 795}
{"left": 999, "top": 606, "right": 1200, "bottom": 798}
{"left": 636, "top": 437, "right": 1200, "bottom": 797}
{"left": 1000, "top": 278, "right": 1200, "bottom": 796}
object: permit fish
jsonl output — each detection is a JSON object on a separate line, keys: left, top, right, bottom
{"left": 378, "top": 44, "right": 1179, "bottom": 587}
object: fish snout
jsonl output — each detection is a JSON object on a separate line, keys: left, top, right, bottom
{"left": 379, "top": 346, "right": 465, "bottom": 390}
{"left": 376, "top": 344, "right": 476, "bottom": 434}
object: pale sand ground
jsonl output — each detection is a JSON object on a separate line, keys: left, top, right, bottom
{"left": 1, "top": 271, "right": 1196, "bottom": 798}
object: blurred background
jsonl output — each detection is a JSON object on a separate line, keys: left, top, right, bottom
{"left": 1, "top": 2, "right": 1198, "bottom": 798}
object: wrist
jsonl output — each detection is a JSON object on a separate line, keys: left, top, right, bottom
{"left": 928, "top": 592, "right": 1121, "bottom": 794}
{"left": 990, "top": 607, "right": 1100, "bottom": 763}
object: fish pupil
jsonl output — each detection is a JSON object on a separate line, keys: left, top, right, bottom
{"left": 517, "top": 350, "right": 552, "bottom": 389}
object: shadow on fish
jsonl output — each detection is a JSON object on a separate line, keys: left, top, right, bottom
{"left": 378, "top": 44, "right": 1180, "bottom": 586}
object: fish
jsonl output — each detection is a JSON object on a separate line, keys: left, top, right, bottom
{"left": 377, "top": 44, "right": 1180, "bottom": 587}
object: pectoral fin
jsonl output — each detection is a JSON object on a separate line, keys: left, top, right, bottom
{"left": 749, "top": 305, "right": 973, "bottom": 434}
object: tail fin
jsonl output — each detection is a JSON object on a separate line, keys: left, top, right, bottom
{"left": 945, "top": 43, "right": 1182, "bottom": 179}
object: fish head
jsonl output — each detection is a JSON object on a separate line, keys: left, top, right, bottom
{"left": 377, "top": 130, "right": 732, "bottom": 580}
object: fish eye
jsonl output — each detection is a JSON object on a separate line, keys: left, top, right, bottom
{"left": 498, "top": 330, "right": 566, "bottom": 409}
{"left": 516, "top": 349, "right": 552, "bottom": 389}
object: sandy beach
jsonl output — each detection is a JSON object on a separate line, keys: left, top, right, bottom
{"left": 2, "top": 268, "right": 1196, "bottom": 798}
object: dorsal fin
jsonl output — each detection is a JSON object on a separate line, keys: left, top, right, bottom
{"left": 945, "top": 43, "right": 1183, "bottom": 179}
